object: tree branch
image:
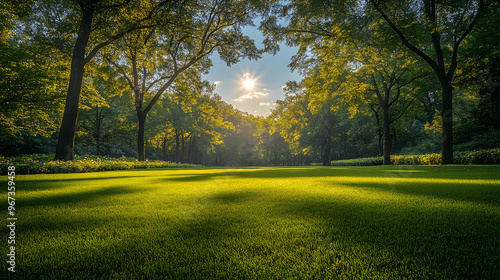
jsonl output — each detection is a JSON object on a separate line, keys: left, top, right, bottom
{"left": 370, "top": 0, "right": 439, "bottom": 73}
{"left": 83, "top": 23, "right": 156, "bottom": 65}
{"left": 448, "top": 0, "right": 486, "bottom": 80}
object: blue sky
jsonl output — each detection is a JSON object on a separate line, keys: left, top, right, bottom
{"left": 202, "top": 24, "right": 303, "bottom": 117}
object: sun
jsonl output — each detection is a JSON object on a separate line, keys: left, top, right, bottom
{"left": 243, "top": 78, "right": 255, "bottom": 91}
{"left": 241, "top": 72, "right": 256, "bottom": 91}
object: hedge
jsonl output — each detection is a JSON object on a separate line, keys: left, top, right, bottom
{"left": 331, "top": 148, "right": 500, "bottom": 166}
{"left": 0, "top": 154, "right": 202, "bottom": 175}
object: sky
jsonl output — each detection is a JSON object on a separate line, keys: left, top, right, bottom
{"left": 202, "top": 24, "right": 303, "bottom": 117}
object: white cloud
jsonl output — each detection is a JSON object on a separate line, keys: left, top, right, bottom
{"left": 214, "top": 81, "right": 223, "bottom": 87}
{"left": 259, "top": 102, "right": 271, "bottom": 106}
{"left": 233, "top": 91, "right": 269, "bottom": 102}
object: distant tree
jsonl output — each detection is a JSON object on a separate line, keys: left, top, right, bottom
{"left": 325, "top": 44, "right": 420, "bottom": 165}
{"left": 254, "top": 117, "right": 291, "bottom": 166}
{"left": 77, "top": 63, "right": 130, "bottom": 156}
{"left": 272, "top": 81, "right": 311, "bottom": 164}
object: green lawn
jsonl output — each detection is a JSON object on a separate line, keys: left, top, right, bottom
{"left": 3, "top": 166, "right": 500, "bottom": 279}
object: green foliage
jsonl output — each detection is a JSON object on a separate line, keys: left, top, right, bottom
{"left": 0, "top": 154, "right": 201, "bottom": 175}
{"left": 454, "top": 149, "right": 500, "bottom": 165}
{"left": 330, "top": 157, "right": 384, "bottom": 166}
{"left": 331, "top": 149, "right": 500, "bottom": 166}
{"left": 1, "top": 1, "right": 499, "bottom": 166}
{"left": 391, "top": 153, "right": 442, "bottom": 165}
{"left": 455, "top": 129, "right": 500, "bottom": 152}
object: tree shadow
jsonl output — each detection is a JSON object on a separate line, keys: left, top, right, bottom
{"left": 162, "top": 166, "right": 500, "bottom": 207}
{"left": 13, "top": 184, "right": 499, "bottom": 279}
{"left": 272, "top": 195, "right": 499, "bottom": 279}
{"left": 18, "top": 185, "right": 146, "bottom": 208}
{"left": 331, "top": 179, "right": 500, "bottom": 209}
{"left": 162, "top": 165, "right": 500, "bottom": 182}
{"left": 210, "top": 190, "right": 260, "bottom": 204}
{"left": 16, "top": 175, "right": 141, "bottom": 191}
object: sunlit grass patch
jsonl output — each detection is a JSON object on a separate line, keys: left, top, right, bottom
{"left": 3, "top": 166, "right": 500, "bottom": 279}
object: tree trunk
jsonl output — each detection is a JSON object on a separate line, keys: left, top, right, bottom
{"left": 181, "top": 132, "right": 185, "bottom": 163}
{"left": 382, "top": 105, "right": 391, "bottom": 165}
{"left": 137, "top": 111, "right": 146, "bottom": 161}
{"left": 54, "top": 8, "right": 94, "bottom": 160}
{"left": 95, "top": 106, "right": 101, "bottom": 156}
{"left": 175, "top": 129, "right": 180, "bottom": 162}
{"left": 162, "top": 137, "right": 167, "bottom": 162}
{"left": 441, "top": 79, "right": 454, "bottom": 164}
{"left": 188, "top": 137, "right": 196, "bottom": 163}
{"left": 323, "top": 139, "right": 331, "bottom": 166}
{"left": 377, "top": 126, "right": 383, "bottom": 157}
{"left": 96, "top": 137, "right": 101, "bottom": 156}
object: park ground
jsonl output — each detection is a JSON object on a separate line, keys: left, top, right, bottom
{"left": 3, "top": 165, "right": 500, "bottom": 279}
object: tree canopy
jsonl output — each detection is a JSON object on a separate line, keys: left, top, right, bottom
{"left": 1, "top": 0, "right": 498, "bottom": 165}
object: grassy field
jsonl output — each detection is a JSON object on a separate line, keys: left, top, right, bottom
{"left": 2, "top": 165, "right": 500, "bottom": 279}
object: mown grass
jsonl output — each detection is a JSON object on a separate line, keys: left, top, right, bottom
{"left": 2, "top": 166, "right": 500, "bottom": 279}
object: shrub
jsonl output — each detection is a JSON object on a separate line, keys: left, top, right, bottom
{"left": 455, "top": 129, "right": 500, "bottom": 152}
{"left": 330, "top": 148, "right": 500, "bottom": 166}
{"left": 391, "top": 154, "right": 442, "bottom": 165}
{"left": 454, "top": 148, "right": 500, "bottom": 165}
{"left": 0, "top": 154, "right": 202, "bottom": 175}
{"left": 330, "top": 157, "right": 383, "bottom": 166}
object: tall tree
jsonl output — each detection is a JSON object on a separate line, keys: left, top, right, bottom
{"left": 369, "top": 0, "right": 495, "bottom": 163}
{"left": 262, "top": 0, "right": 496, "bottom": 164}
{"left": 28, "top": 0, "right": 173, "bottom": 160}
{"left": 333, "top": 45, "right": 420, "bottom": 165}
{"left": 108, "top": 0, "right": 262, "bottom": 161}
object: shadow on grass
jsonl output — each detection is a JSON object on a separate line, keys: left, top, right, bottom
{"left": 16, "top": 175, "right": 141, "bottom": 191}
{"left": 19, "top": 185, "right": 145, "bottom": 208}
{"left": 272, "top": 195, "right": 499, "bottom": 279}
{"left": 163, "top": 166, "right": 500, "bottom": 207}
{"left": 12, "top": 166, "right": 500, "bottom": 279}
{"left": 25, "top": 186, "right": 498, "bottom": 279}
{"left": 329, "top": 180, "right": 500, "bottom": 209}
{"left": 211, "top": 190, "right": 260, "bottom": 204}
{"left": 163, "top": 165, "right": 500, "bottom": 182}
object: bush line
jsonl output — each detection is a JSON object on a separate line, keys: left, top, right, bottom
{"left": 2, "top": 149, "right": 499, "bottom": 174}
{"left": 330, "top": 148, "right": 500, "bottom": 166}
{"left": 0, "top": 154, "right": 202, "bottom": 175}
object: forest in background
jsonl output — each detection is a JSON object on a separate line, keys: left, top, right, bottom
{"left": 1, "top": 0, "right": 499, "bottom": 166}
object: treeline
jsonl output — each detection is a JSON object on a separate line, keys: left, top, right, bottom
{"left": 1, "top": 1, "right": 499, "bottom": 166}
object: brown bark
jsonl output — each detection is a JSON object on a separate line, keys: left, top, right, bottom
{"left": 54, "top": 7, "right": 94, "bottom": 160}
{"left": 137, "top": 111, "right": 146, "bottom": 161}
{"left": 382, "top": 103, "right": 391, "bottom": 165}
{"left": 441, "top": 80, "right": 454, "bottom": 164}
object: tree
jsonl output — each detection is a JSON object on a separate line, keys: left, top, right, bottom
{"left": 272, "top": 81, "right": 312, "bottom": 165}
{"left": 262, "top": 0, "right": 496, "bottom": 164}
{"left": 369, "top": 0, "right": 495, "bottom": 164}
{"left": 1, "top": 1, "right": 68, "bottom": 155}
{"left": 77, "top": 63, "right": 130, "bottom": 156}
{"left": 27, "top": 0, "right": 174, "bottom": 160}
{"left": 108, "top": 0, "right": 263, "bottom": 161}
{"left": 339, "top": 46, "right": 420, "bottom": 164}
{"left": 254, "top": 116, "right": 291, "bottom": 166}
